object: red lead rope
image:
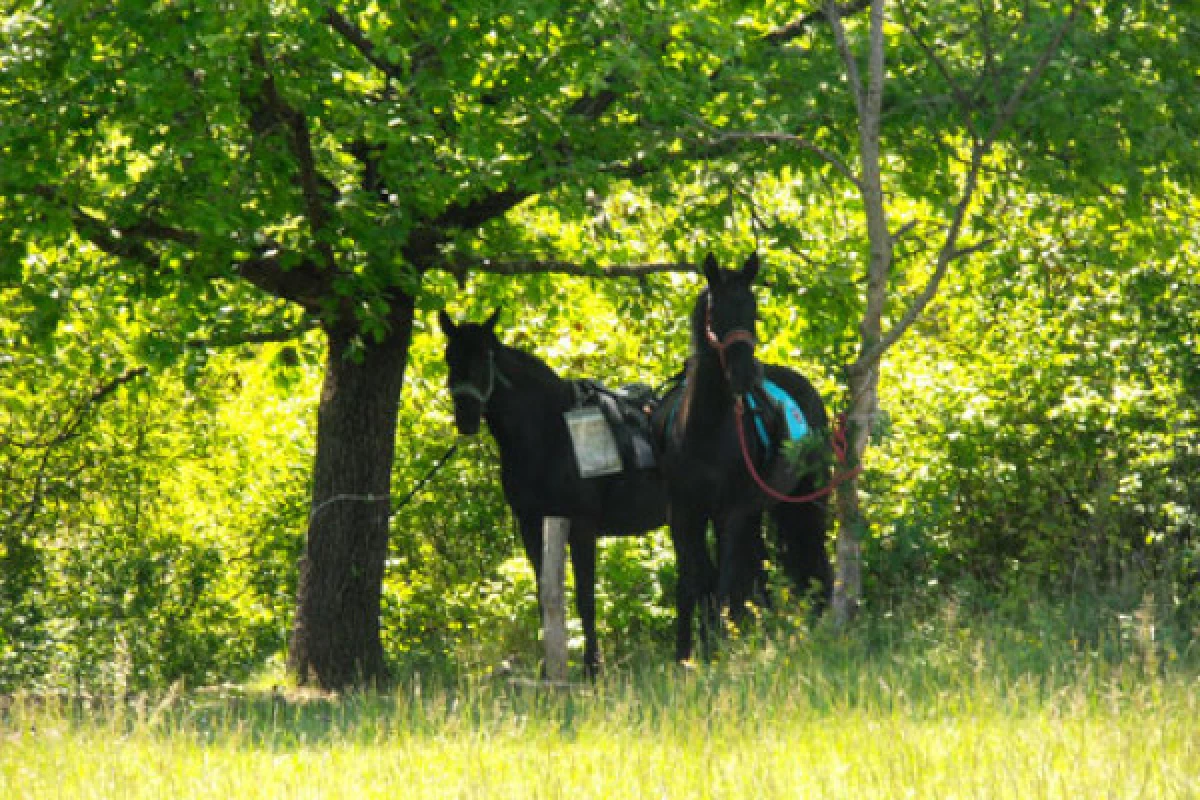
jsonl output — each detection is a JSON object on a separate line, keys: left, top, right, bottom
{"left": 733, "top": 398, "right": 864, "bottom": 504}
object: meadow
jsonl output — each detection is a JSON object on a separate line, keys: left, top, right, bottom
{"left": 3, "top": 601, "right": 1196, "bottom": 799}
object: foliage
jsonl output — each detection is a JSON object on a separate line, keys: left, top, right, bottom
{"left": 864, "top": 186, "right": 1199, "bottom": 625}
{"left": 0, "top": 270, "right": 313, "bottom": 692}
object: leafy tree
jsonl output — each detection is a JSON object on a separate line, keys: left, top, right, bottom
{"left": 0, "top": 0, "right": 748, "bottom": 687}
{"left": 4, "top": 0, "right": 1196, "bottom": 689}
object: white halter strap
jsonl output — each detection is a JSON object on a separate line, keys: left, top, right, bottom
{"left": 449, "top": 349, "right": 511, "bottom": 408}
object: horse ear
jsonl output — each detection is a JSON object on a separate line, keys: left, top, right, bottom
{"left": 484, "top": 309, "right": 501, "bottom": 332}
{"left": 741, "top": 252, "right": 760, "bottom": 284}
{"left": 702, "top": 253, "right": 722, "bottom": 287}
{"left": 437, "top": 310, "right": 456, "bottom": 335}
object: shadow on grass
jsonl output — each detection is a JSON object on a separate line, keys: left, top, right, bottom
{"left": 3, "top": 589, "right": 1195, "bottom": 751}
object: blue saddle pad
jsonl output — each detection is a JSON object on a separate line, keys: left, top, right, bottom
{"left": 746, "top": 379, "right": 810, "bottom": 448}
{"left": 663, "top": 378, "right": 809, "bottom": 451}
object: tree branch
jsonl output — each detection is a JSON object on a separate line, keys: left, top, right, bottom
{"left": 34, "top": 186, "right": 333, "bottom": 314}
{"left": 826, "top": 0, "right": 866, "bottom": 117}
{"left": 765, "top": 0, "right": 871, "bottom": 46}
{"left": 897, "top": 0, "right": 981, "bottom": 139}
{"left": 47, "top": 197, "right": 197, "bottom": 273}
{"left": 864, "top": 0, "right": 886, "bottom": 137}
{"left": 325, "top": 7, "right": 440, "bottom": 88}
{"left": 854, "top": 143, "right": 985, "bottom": 371}
{"left": 233, "top": 250, "right": 331, "bottom": 312}
{"left": 980, "top": 2, "right": 1081, "bottom": 152}
{"left": 324, "top": 8, "right": 404, "bottom": 82}
{"left": 401, "top": 187, "right": 535, "bottom": 268}
{"left": 438, "top": 257, "right": 696, "bottom": 280}
{"left": 853, "top": 4, "right": 1079, "bottom": 372}
{"left": 948, "top": 236, "right": 995, "bottom": 261}
{"left": 3, "top": 367, "right": 149, "bottom": 453}
{"left": 12, "top": 366, "right": 149, "bottom": 531}
{"left": 567, "top": 88, "right": 620, "bottom": 119}
{"left": 185, "top": 319, "right": 318, "bottom": 350}
{"left": 246, "top": 41, "right": 339, "bottom": 272}
{"left": 70, "top": 210, "right": 170, "bottom": 269}
{"left": 703, "top": 130, "right": 863, "bottom": 190}
{"left": 430, "top": 188, "right": 532, "bottom": 233}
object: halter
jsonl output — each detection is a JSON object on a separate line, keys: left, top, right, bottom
{"left": 449, "top": 349, "right": 510, "bottom": 409}
{"left": 704, "top": 295, "right": 757, "bottom": 372}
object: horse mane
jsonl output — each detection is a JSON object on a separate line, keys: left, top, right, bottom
{"left": 676, "top": 288, "right": 713, "bottom": 436}
{"left": 688, "top": 288, "right": 711, "bottom": 354}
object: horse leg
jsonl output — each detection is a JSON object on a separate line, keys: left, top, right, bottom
{"left": 770, "top": 500, "right": 832, "bottom": 613}
{"left": 516, "top": 512, "right": 547, "bottom": 619}
{"left": 722, "top": 511, "right": 768, "bottom": 620}
{"left": 568, "top": 520, "right": 601, "bottom": 679}
{"left": 716, "top": 509, "right": 767, "bottom": 629}
{"left": 668, "top": 503, "right": 715, "bottom": 662}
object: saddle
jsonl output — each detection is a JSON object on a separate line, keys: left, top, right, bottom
{"left": 570, "top": 380, "right": 661, "bottom": 473}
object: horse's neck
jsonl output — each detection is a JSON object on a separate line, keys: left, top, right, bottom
{"left": 683, "top": 349, "right": 733, "bottom": 430}
{"left": 483, "top": 347, "right": 571, "bottom": 457}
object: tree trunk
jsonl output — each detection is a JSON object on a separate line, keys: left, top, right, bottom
{"left": 832, "top": 363, "right": 879, "bottom": 625}
{"left": 287, "top": 294, "right": 415, "bottom": 689}
{"left": 829, "top": 0, "right": 890, "bottom": 627}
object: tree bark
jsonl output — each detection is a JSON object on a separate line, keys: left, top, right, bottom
{"left": 829, "top": 0, "right": 891, "bottom": 626}
{"left": 832, "top": 363, "right": 879, "bottom": 625}
{"left": 287, "top": 293, "right": 415, "bottom": 689}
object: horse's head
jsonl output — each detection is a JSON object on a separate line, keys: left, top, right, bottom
{"left": 699, "top": 252, "right": 763, "bottom": 396}
{"left": 438, "top": 309, "right": 502, "bottom": 435}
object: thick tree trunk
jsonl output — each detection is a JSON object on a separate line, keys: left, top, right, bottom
{"left": 287, "top": 294, "right": 415, "bottom": 689}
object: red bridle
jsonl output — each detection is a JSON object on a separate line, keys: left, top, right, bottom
{"left": 704, "top": 299, "right": 757, "bottom": 371}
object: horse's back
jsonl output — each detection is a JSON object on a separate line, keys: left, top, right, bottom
{"left": 762, "top": 363, "right": 829, "bottom": 434}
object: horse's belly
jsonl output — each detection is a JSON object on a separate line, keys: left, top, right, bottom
{"left": 503, "top": 465, "right": 666, "bottom": 535}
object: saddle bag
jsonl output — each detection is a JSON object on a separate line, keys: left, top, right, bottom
{"left": 566, "top": 381, "right": 660, "bottom": 478}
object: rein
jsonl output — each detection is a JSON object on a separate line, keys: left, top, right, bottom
{"left": 306, "top": 441, "right": 460, "bottom": 529}
{"left": 701, "top": 294, "right": 861, "bottom": 503}
{"left": 733, "top": 398, "right": 863, "bottom": 504}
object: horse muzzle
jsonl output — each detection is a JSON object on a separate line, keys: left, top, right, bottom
{"left": 450, "top": 385, "right": 487, "bottom": 435}
{"left": 727, "top": 355, "right": 763, "bottom": 397}
{"left": 709, "top": 329, "right": 759, "bottom": 395}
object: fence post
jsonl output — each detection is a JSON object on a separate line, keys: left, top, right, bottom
{"left": 540, "top": 516, "right": 569, "bottom": 683}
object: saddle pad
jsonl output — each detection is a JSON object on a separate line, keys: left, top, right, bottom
{"left": 746, "top": 379, "right": 810, "bottom": 447}
{"left": 663, "top": 377, "right": 810, "bottom": 451}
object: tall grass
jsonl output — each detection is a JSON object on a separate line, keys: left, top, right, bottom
{"left": 2, "top": 599, "right": 1196, "bottom": 799}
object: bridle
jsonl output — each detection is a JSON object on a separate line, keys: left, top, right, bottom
{"left": 449, "top": 348, "right": 510, "bottom": 409}
{"left": 704, "top": 294, "right": 757, "bottom": 375}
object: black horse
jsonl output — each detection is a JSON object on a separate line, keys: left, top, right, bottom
{"left": 655, "top": 253, "right": 833, "bottom": 661}
{"left": 438, "top": 310, "right": 667, "bottom": 675}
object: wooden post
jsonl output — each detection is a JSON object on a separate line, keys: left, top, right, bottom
{"left": 540, "top": 516, "right": 569, "bottom": 683}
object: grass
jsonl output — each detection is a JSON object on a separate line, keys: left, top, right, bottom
{"left": 2, "top": 602, "right": 1197, "bottom": 799}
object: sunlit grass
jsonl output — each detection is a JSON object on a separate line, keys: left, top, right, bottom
{"left": 3, "top": 606, "right": 1197, "bottom": 799}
